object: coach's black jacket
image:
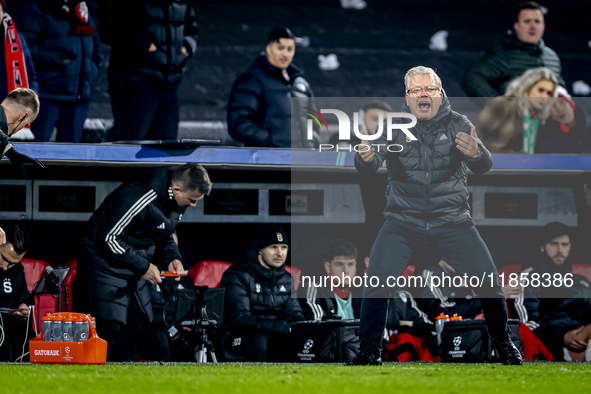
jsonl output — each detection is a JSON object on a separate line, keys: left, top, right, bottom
{"left": 220, "top": 248, "right": 305, "bottom": 337}
{"left": 0, "top": 263, "right": 30, "bottom": 309}
{"left": 76, "top": 167, "right": 184, "bottom": 324}
{"left": 354, "top": 98, "right": 492, "bottom": 230}
{"left": 227, "top": 54, "right": 315, "bottom": 148}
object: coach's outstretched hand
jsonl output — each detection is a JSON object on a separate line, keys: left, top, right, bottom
{"left": 4, "top": 146, "right": 46, "bottom": 173}
{"left": 456, "top": 126, "right": 480, "bottom": 158}
{"left": 358, "top": 130, "right": 375, "bottom": 162}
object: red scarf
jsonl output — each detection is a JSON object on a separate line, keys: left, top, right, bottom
{"left": 3, "top": 13, "right": 29, "bottom": 94}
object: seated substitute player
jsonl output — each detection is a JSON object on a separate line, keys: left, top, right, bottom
{"left": 349, "top": 65, "right": 522, "bottom": 366}
{"left": 221, "top": 224, "right": 304, "bottom": 361}
{"left": 0, "top": 225, "right": 31, "bottom": 361}
{"left": 301, "top": 239, "right": 362, "bottom": 321}
{"left": 517, "top": 222, "right": 591, "bottom": 361}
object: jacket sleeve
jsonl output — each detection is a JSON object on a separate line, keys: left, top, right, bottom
{"left": 159, "top": 233, "right": 183, "bottom": 266}
{"left": 220, "top": 269, "right": 291, "bottom": 336}
{"left": 227, "top": 74, "right": 271, "bottom": 146}
{"left": 19, "top": 2, "right": 68, "bottom": 69}
{"left": 93, "top": 188, "right": 158, "bottom": 276}
{"left": 462, "top": 51, "right": 510, "bottom": 108}
{"left": 281, "top": 284, "right": 305, "bottom": 323}
{"left": 183, "top": 2, "right": 199, "bottom": 58}
{"left": 353, "top": 131, "right": 388, "bottom": 174}
{"left": 299, "top": 284, "right": 325, "bottom": 321}
{"left": 515, "top": 267, "right": 543, "bottom": 332}
{"left": 462, "top": 116, "right": 493, "bottom": 174}
{"left": 18, "top": 33, "right": 39, "bottom": 94}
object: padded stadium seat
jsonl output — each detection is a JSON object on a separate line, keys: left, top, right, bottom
{"left": 572, "top": 264, "right": 591, "bottom": 282}
{"left": 187, "top": 260, "right": 302, "bottom": 290}
{"left": 188, "top": 261, "right": 232, "bottom": 288}
{"left": 20, "top": 258, "right": 53, "bottom": 333}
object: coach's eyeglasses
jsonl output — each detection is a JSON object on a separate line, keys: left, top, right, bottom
{"left": 406, "top": 86, "right": 441, "bottom": 97}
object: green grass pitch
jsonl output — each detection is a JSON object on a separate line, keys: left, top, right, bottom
{"left": 2, "top": 362, "right": 591, "bottom": 394}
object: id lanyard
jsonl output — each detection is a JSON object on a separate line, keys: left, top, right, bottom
{"left": 522, "top": 109, "right": 539, "bottom": 155}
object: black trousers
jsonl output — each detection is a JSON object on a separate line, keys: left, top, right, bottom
{"left": 109, "top": 66, "right": 179, "bottom": 141}
{"left": 360, "top": 217, "right": 509, "bottom": 357}
{"left": 0, "top": 315, "right": 28, "bottom": 362}
{"left": 95, "top": 294, "right": 144, "bottom": 362}
{"left": 245, "top": 331, "right": 290, "bottom": 362}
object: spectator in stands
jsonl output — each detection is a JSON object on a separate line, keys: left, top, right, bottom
{"left": 75, "top": 163, "right": 211, "bottom": 361}
{"left": 19, "top": 0, "right": 101, "bottom": 143}
{"left": 477, "top": 67, "right": 558, "bottom": 154}
{"left": 101, "top": 0, "right": 198, "bottom": 141}
{"left": 301, "top": 239, "right": 362, "bottom": 321}
{"left": 221, "top": 224, "right": 304, "bottom": 361}
{"left": 227, "top": 27, "right": 317, "bottom": 148}
{"left": 0, "top": 224, "right": 30, "bottom": 361}
{"left": 1, "top": 88, "right": 45, "bottom": 172}
{"left": 535, "top": 86, "right": 591, "bottom": 154}
{"left": 1, "top": 0, "right": 37, "bottom": 141}
{"left": 462, "top": 2, "right": 563, "bottom": 107}
{"left": 517, "top": 222, "right": 591, "bottom": 361}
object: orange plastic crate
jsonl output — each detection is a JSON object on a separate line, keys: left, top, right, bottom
{"left": 29, "top": 313, "right": 107, "bottom": 365}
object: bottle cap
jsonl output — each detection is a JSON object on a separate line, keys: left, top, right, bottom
{"left": 450, "top": 314, "right": 463, "bottom": 321}
{"left": 435, "top": 313, "right": 450, "bottom": 320}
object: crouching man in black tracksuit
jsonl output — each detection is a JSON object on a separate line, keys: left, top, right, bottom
{"left": 75, "top": 163, "right": 212, "bottom": 361}
{"left": 221, "top": 224, "right": 304, "bottom": 361}
{"left": 348, "top": 66, "right": 522, "bottom": 366}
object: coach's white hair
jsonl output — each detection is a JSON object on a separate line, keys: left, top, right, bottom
{"left": 404, "top": 66, "right": 442, "bottom": 90}
{"left": 503, "top": 67, "right": 558, "bottom": 123}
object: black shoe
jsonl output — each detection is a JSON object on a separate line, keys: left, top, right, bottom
{"left": 493, "top": 337, "right": 523, "bottom": 365}
{"left": 346, "top": 351, "right": 382, "bottom": 366}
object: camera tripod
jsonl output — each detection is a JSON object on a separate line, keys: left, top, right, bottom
{"left": 191, "top": 307, "right": 218, "bottom": 363}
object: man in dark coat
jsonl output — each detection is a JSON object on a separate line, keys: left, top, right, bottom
{"left": 1, "top": 88, "right": 45, "bottom": 172}
{"left": 19, "top": 0, "right": 102, "bottom": 142}
{"left": 348, "top": 66, "right": 522, "bottom": 366}
{"left": 227, "top": 27, "right": 316, "bottom": 148}
{"left": 516, "top": 222, "right": 591, "bottom": 361}
{"left": 75, "top": 163, "right": 211, "bottom": 361}
{"left": 221, "top": 223, "right": 305, "bottom": 361}
{"left": 101, "top": 0, "right": 198, "bottom": 141}
{"left": 0, "top": 225, "right": 31, "bottom": 361}
{"left": 462, "top": 1, "right": 563, "bottom": 107}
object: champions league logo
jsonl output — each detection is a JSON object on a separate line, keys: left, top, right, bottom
{"left": 304, "top": 108, "right": 418, "bottom": 152}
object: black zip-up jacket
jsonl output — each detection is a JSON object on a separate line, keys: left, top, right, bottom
{"left": 103, "top": 0, "right": 198, "bottom": 88}
{"left": 19, "top": 0, "right": 102, "bottom": 103}
{"left": 0, "top": 263, "right": 30, "bottom": 309}
{"left": 462, "top": 31, "right": 563, "bottom": 107}
{"left": 220, "top": 248, "right": 305, "bottom": 337}
{"left": 76, "top": 167, "right": 185, "bottom": 324}
{"left": 354, "top": 98, "right": 492, "bottom": 229}
{"left": 227, "top": 54, "right": 315, "bottom": 148}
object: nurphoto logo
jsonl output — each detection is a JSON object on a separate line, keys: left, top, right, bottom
{"left": 303, "top": 107, "right": 418, "bottom": 152}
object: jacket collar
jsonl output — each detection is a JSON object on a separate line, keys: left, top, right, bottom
{"left": 251, "top": 53, "right": 303, "bottom": 82}
{"left": 503, "top": 31, "right": 544, "bottom": 56}
{"left": 244, "top": 246, "right": 287, "bottom": 282}
{"left": 402, "top": 96, "right": 452, "bottom": 131}
{"left": 141, "top": 167, "right": 185, "bottom": 214}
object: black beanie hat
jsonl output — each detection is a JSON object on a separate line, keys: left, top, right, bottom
{"left": 540, "top": 222, "right": 571, "bottom": 245}
{"left": 256, "top": 223, "right": 288, "bottom": 252}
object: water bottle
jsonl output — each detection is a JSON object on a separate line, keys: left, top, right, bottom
{"left": 435, "top": 313, "right": 450, "bottom": 346}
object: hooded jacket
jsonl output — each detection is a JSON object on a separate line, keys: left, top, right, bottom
{"left": 227, "top": 54, "right": 315, "bottom": 148}
{"left": 76, "top": 167, "right": 185, "bottom": 324}
{"left": 354, "top": 98, "right": 493, "bottom": 229}
{"left": 462, "top": 31, "right": 563, "bottom": 107}
{"left": 19, "top": 0, "right": 102, "bottom": 102}
{"left": 103, "top": 0, "right": 198, "bottom": 88}
{"left": 220, "top": 247, "right": 305, "bottom": 337}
